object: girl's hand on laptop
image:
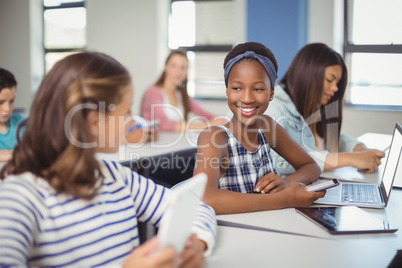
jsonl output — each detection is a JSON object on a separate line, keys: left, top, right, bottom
{"left": 254, "top": 172, "right": 286, "bottom": 194}
{"left": 352, "top": 149, "right": 385, "bottom": 173}
{"left": 178, "top": 234, "right": 206, "bottom": 268}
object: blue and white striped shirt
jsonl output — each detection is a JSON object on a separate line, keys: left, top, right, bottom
{"left": 0, "top": 160, "right": 216, "bottom": 267}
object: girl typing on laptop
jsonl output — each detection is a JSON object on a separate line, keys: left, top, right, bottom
{"left": 265, "top": 43, "right": 385, "bottom": 178}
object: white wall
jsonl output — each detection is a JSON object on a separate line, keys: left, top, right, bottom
{"left": 0, "top": 0, "right": 43, "bottom": 113}
{"left": 86, "top": 0, "right": 169, "bottom": 115}
{"left": 0, "top": 0, "right": 399, "bottom": 136}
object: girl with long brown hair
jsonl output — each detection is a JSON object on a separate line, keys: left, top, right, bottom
{"left": 0, "top": 51, "right": 216, "bottom": 267}
{"left": 141, "top": 50, "right": 224, "bottom": 132}
{"left": 266, "top": 43, "right": 384, "bottom": 177}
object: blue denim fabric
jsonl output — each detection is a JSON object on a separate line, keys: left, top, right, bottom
{"left": 265, "top": 84, "right": 358, "bottom": 177}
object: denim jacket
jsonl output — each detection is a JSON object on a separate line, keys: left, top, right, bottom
{"left": 265, "top": 84, "right": 359, "bottom": 177}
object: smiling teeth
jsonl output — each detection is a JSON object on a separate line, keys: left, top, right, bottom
{"left": 239, "top": 107, "right": 256, "bottom": 112}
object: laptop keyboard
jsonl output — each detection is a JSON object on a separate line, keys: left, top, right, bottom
{"left": 341, "top": 184, "right": 379, "bottom": 204}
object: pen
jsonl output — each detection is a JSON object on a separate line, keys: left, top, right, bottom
{"left": 126, "top": 119, "right": 159, "bottom": 135}
{"left": 126, "top": 122, "right": 144, "bottom": 134}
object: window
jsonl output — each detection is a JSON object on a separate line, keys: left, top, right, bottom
{"left": 344, "top": 0, "right": 402, "bottom": 109}
{"left": 169, "top": 0, "right": 235, "bottom": 99}
{"left": 43, "top": 0, "right": 86, "bottom": 73}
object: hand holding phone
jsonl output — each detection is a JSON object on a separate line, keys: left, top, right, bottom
{"left": 306, "top": 179, "right": 340, "bottom": 192}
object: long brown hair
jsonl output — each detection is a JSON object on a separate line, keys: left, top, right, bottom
{"left": 0, "top": 52, "right": 131, "bottom": 200}
{"left": 154, "top": 50, "right": 190, "bottom": 121}
{"left": 280, "top": 43, "right": 347, "bottom": 152}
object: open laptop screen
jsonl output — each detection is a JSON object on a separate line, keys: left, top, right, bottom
{"left": 382, "top": 123, "right": 402, "bottom": 198}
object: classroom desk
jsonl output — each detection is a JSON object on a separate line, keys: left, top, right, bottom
{"left": 209, "top": 184, "right": 402, "bottom": 267}
{"left": 205, "top": 224, "right": 399, "bottom": 268}
{"left": 97, "top": 131, "right": 200, "bottom": 186}
{"left": 98, "top": 131, "right": 199, "bottom": 165}
{"left": 206, "top": 133, "right": 402, "bottom": 267}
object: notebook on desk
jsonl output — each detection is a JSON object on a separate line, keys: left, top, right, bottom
{"left": 314, "top": 122, "right": 402, "bottom": 209}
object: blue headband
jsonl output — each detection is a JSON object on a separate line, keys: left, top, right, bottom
{"left": 224, "top": 50, "right": 277, "bottom": 88}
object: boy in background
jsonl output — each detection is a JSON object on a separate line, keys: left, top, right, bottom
{"left": 0, "top": 68, "right": 25, "bottom": 161}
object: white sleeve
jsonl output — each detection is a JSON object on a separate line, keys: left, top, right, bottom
{"left": 308, "top": 149, "right": 329, "bottom": 172}
{"left": 191, "top": 203, "right": 217, "bottom": 256}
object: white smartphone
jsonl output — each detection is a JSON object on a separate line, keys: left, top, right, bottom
{"left": 157, "top": 173, "right": 207, "bottom": 253}
{"left": 307, "top": 178, "right": 340, "bottom": 192}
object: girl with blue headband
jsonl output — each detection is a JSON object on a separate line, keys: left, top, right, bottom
{"left": 193, "top": 42, "right": 325, "bottom": 214}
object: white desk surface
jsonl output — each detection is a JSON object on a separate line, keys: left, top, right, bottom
{"left": 358, "top": 132, "right": 393, "bottom": 151}
{"left": 212, "top": 186, "right": 402, "bottom": 267}
{"left": 205, "top": 225, "right": 398, "bottom": 268}
{"left": 97, "top": 131, "right": 200, "bottom": 163}
{"left": 216, "top": 133, "right": 402, "bottom": 239}
{"left": 216, "top": 188, "right": 401, "bottom": 236}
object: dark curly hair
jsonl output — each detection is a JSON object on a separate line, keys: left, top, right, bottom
{"left": 223, "top": 42, "right": 278, "bottom": 88}
{"left": 0, "top": 68, "right": 17, "bottom": 92}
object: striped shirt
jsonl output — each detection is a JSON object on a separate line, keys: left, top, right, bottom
{"left": 218, "top": 125, "right": 276, "bottom": 193}
{"left": 0, "top": 160, "right": 216, "bottom": 267}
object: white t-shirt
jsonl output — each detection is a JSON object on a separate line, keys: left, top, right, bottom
{"left": 161, "top": 91, "right": 185, "bottom": 121}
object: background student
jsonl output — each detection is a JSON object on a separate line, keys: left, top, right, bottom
{"left": 193, "top": 42, "right": 324, "bottom": 215}
{"left": 141, "top": 50, "right": 225, "bottom": 132}
{"left": 0, "top": 52, "right": 216, "bottom": 267}
{"left": 265, "top": 43, "right": 384, "bottom": 177}
{"left": 0, "top": 68, "right": 25, "bottom": 162}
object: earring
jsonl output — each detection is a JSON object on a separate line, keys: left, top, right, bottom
{"left": 270, "top": 97, "right": 273, "bottom": 101}
{"left": 226, "top": 95, "right": 228, "bottom": 99}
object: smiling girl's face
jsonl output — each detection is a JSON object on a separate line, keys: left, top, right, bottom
{"left": 164, "top": 54, "right": 188, "bottom": 87}
{"left": 226, "top": 59, "right": 273, "bottom": 128}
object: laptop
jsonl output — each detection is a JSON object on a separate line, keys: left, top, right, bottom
{"left": 393, "top": 147, "right": 402, "bottom": 189}
{"left": 313, "top": 122, "right": 402, "bottom": 208}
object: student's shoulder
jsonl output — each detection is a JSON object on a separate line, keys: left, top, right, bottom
{"left": 260, "top": 114, "right": 278, "bottom": 128}
{"left": 99, "top": 159, "right": 137, "bottom": 182}
{"left": 143, "top": 85, "right": 163, "bottom": 101}
{"left": 260, "top": 115, "right": 282, "bottom": 138}
{"left": 197, "top": 125, "right": 228, "bottom": 148}
{"left": 9, "top": 113, "right": 25, "bottom": 125}
{"left": 99, "top": 159, "right": 129, "bottom": 173}
{"left": 145, "top": 85, "right": 162, "bottom": 95}
{"left": 0, "top": 172, "right": 53, "bottom": 203}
